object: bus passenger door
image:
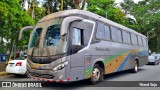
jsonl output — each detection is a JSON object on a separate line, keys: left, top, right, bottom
{"left": 69, "top": 20, "right": 94, "bottom": 81}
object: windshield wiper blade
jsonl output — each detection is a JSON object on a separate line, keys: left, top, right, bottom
{"left": 31, "top": 37, "right": 40, "bottom": 59}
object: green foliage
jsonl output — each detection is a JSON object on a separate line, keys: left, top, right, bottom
{"left": 27, "top": 4, "right": 46, "bottom": 22}
{"left": 87, "top": 0, "right": 126, "bottom": 25}
{"left": 1, "top": 0, "right": 160, "bottom": 53}
{"left": 87, "top": 6, "right": 106, "bottom": 17}
{"left": 120, "top": 0, "right": 160, "bottom": 52}
{"left": 149, "top": 37, "right": 157, "bottom": 52}
{"left": 0, "top": 44, "right": 6, "bottom": 54}
{"left": 0, "top": 0, "right": 34, "bottom": 54}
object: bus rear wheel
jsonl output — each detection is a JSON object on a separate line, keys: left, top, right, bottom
{"left": 131, "top": 60, "right": 138, "bottom": 73}
{"left": 90, "top": 64, "right": 104, "bottom": 84}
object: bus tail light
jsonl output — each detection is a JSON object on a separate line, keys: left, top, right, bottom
{"left": 16, "top": 62, "right": 22, "bottom": 66}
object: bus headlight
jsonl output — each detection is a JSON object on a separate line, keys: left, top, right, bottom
{"left": 52, "top": 61, "right": 68, "bottom": 71}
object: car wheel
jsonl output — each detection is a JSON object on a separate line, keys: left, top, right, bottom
{"left": 90, "top": 64, "right": 104, "bottom": 84}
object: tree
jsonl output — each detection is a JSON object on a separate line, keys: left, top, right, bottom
{"left": 0, "top": 0, "right": 34, "bottom": 59}
{"left": 0, "top": 37, "right": 5, "bottom": 54}
{"left": 73, "top": 0, "right": 81, "bottom": 9}
{"left": 72, "top": 0, "right": 88, "bottom": 9}
{"left": 28, "top": 0, "right": 39, "bottom": 18}
{"left": 87, "top": 0, "right": 126, "bottom": 25}
{"left": 120, "top": 0, "right": 160, "bottom": 52}
{"left": 19, "top": 0, "right": 27, "bottom": 10}
{"left": 43, "top": 0, "right": 60, "bottom": 14}
{"left": 27, "top": 4, "right": 46, "bottom": 22}
{"left": 43, "top": 0, "right": 52, "bottom": 14}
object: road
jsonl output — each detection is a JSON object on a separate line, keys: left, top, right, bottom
{"left": 0, "top": 64, "right": 160, "bottom": 90}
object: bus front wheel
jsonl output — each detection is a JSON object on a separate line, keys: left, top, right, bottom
{"left": 90, "top": 64, "right": 104, "bottom": 84}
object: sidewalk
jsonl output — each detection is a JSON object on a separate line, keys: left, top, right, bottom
{"left": 0, "top": 62, "right": 11, "bottom": 76}
{"left": 0, "top": 71, "right": 12, "bottom": 76}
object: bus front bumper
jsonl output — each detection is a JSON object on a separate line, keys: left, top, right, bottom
{"left": 27, "top": 68, "right": 70, "bottom": 82}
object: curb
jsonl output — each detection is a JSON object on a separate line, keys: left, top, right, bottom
{"left": 0, "top": 72, "right": 12, "bottom": 76}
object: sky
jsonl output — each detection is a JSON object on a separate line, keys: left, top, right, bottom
{"left": 24, "top": 0, "right": 143, "bottom": 10}
{"left": 24, "top": 0, "right": 44, "bottom": 10}
{"left": 115, "top": 0, "right": 143, "bottom": 3}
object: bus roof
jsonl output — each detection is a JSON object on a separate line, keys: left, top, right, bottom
{"left": 39, "top": 9, "right": 147, "bottom": 38}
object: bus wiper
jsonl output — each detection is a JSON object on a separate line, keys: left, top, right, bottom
{"left": 31, "top": 37, "right": 40, "bottom": 60}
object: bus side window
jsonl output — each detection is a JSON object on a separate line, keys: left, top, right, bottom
{"left": 126, "top": 32, "right": 131, "bottom": 44}
{"left": 104, "top": 25, "right": 111, "bottom": 40}
{"left": 71, "top": 28, "right": 84, "bottom": 54}
{"left": 131, "top": 33, "right": 138, "bottom": 45}
{"left": 72, "top": 28, "right": 83, "bottom": 46}
{"left": 96, "top": 22, "right": 105, "bottom": 40}
{"left": 122, "top": 31, "right": 131, "bottom": 44}
{"left": 142, "top": 37, "right": 147, "bottom": 47}
{"left": 135, "top": 35, "right": 138, "bottom": 45}
{"left": 138, "top": 36, "right": 143, "bottom": 46}
{"left": 122, "top": 30, "right": 127, "bottom": 44}
{"left": 70, "top": 20, "right": 93, "bottom": 54}
{"left": 111, "top": 26, "right": 123, "bottom": 43}
{"left": 111, "top": 26, "right": 118, "bottom": 42}
{"left": 117, "top": 29, "right": 122, "bottom": 43}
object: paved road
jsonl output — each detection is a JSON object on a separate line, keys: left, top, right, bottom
{"left": 0, "top": 64, "right": 160, "bottom": 90}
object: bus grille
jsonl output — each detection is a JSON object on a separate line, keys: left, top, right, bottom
{"left": 29, "top": 72, "right": 55, "bottom": 79}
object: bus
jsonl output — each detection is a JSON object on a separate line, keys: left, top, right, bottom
{"left": 19, "top": 9, "right": 149, "bottom": 84}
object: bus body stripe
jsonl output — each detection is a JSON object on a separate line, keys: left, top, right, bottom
{"left": 117, "top": 54, "right": 131, "bottom": 71}
{"left": 84, "top": 50, "right": 147, "bottom": 78}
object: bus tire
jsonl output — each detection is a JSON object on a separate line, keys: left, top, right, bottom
{"left": 131, "top": 60, "right": 138, "bottom": 73}
{"left": 90, "top": 64, "right": 104, "bottom": 84}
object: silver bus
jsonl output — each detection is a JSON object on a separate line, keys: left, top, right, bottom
{"left": 19, "top": 9, "right": 149, "bottom": 84}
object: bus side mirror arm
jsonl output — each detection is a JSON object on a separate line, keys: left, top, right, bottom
{"left": 18, "top": 26, "right": 34, "bottom": 41}
{"left": 61, "top": 16, "right": 84, "bottom": 36}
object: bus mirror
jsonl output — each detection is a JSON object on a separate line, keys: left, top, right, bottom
{"left": 18, "top": 26, "right": 34, "bottom": 41}
{"left": 61, "top": 16, "right": 83, "bottom": 36}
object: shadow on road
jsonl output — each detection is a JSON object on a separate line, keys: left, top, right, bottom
{"left": 0, "top": 68, "right": 147, "bottom": 89}
{"left": 37, "top": 68, "right": 146, "bottom": 89}
{"left": 4, "top": 74, "right": 27, "bottom": 79}
{"left": 103, "top": 68, "right": 145, "bottom": 81}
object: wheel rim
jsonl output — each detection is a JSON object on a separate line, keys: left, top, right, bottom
{"left": 135, "top": 61, "right": 138, "bottom": 71}
{"left": 92, "top": 68, "right": 100, "bottom": 81}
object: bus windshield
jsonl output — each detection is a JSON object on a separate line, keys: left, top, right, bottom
{"left": 29, "top": 18, "right": 67, "bottom": 56}
{"left": 44, "top": 24, "right": 61, "bottom": 47}
{"left": 29, "top": 28, "right": 42, "bottom": 48}
{"left": 44, "top": 24, "right": 67, "bottom": 55}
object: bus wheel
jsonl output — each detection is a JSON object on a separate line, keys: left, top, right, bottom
{"left": 132, "top": 60, "right": 138, "bottom": 73}
{"left": 90, "top": 64, "right": 103, "bottom": 84}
